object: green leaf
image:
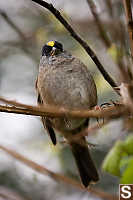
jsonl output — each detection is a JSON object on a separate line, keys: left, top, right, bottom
{"left": 120, "top": 157, "right": 133, "bottom": 184}
{"left": 124, "top": 135, "right": 133, "bottom": 155}
{"left": 119, "top": 156, "right": 132, "bottom": 174}
{"left": 102, "top": 141, "right": 125, "bottom": 177}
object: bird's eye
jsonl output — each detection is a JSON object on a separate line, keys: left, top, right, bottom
{"left": 42, "top": 45, "right": 52, "bottom": 56}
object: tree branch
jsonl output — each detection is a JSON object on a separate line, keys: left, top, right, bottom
{"left": 105, "top": 0, "right": 113, "bottom": 18}
{"left": 0, "top": 97, "right": 127, "bottom": 119}
{"left": 31, "top": 0, "right": 118, "bottom": 91}
{"left": 123, "top": 0, "right": 133, "bottom": 59}
{"left": 86, "top": 0, "right": 111, "bottom": 48}
{"left": 0, "top": 10, "right": 37, "bottom": 62}
{"left": 70, "top": 119, "right": 109, "bottom": 142}
{"left": 0, "top": 10, "right": 26, "bottom": 41}
{"left": 0, "top": 145, "right": 118, "bottom": 200}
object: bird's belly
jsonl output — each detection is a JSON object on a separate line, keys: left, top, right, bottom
{"left": 52, "top": 117, "right": 86, "bottom": 133}
{"left": 37, "top": 66, "right": 96, "bottom": 132}
{"left": 39, "top": 71, "right": 92, "bottom": 109}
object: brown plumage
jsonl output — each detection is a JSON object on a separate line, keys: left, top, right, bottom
{"left": 36, "top": 41, "right": 99, "bottom": 187}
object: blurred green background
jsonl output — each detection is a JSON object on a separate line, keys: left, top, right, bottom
{"left": 0, "top": 0, "right": 130, "bottom": 199}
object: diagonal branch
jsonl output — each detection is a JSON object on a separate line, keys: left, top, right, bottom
{"left": 104, "top": 0, "right": 113, "bottom": 18}
{"left": 86, "top": 0, "right": 111, "bottom": 48}
{"left": 0, "top": 10, "right": 37, "bottom": 62}
{"left": 0, "top": 10, "right": 26, "bottom": 41}
{"left": 0, "top": 144, "right": 118, "bottom": 200}
{"left": 86, "top": 1, "right": 130, "bottom": 84}
{"left": 123, "top": 0, "right": 133, "bottom": 59}
{"left": 70, "top": 120, "right": 109, "bottom": 142}
{"left": 31, "top": 0, "right": 118, "bottom": 91}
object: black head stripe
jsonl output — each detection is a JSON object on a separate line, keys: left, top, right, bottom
{"left": 42, "top": 41, "right": 63, "bottom": 56}
{"left": 42, "top": 45, "right": 52, "bottom": 56}
{"left": 54, "top": 41, "right": 63, "bottom": 51}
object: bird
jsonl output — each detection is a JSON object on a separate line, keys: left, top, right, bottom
{"left": 36, "top": 40, "right": 99, "bottom": 187}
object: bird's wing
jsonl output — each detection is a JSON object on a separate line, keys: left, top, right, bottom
{"left": 36, "top": 77, "right": 57, "bottom": 145}
{"left": 41, "top": 117, "right": 57, "bottom": 145}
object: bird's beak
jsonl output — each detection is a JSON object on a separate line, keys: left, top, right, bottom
{"left": 51, "top": 47, "right": 56, "bottom": 56}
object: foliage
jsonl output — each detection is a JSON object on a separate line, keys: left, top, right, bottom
{"left": 102, "top": 135, "right": 133, "bottom": 183}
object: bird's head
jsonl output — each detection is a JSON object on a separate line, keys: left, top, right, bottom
{"left": 42, "top": 40, "right": 63, "bottom": 57}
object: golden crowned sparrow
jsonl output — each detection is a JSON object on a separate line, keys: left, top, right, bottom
{"left": 36, "top": 40, "right": 99, "bottom": 187}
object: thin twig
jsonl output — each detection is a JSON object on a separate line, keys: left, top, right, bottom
{"left": 0, "top": 97, "right": 127, "bottom": 119}
{"left": 116, "top": 44, "right": 131, "bottom": 83}
{"left": 0, "top": 10, "right": 26, "bottom": 41}
{"left": 0, "top": 10, "right": 37, "bottom": 62}
{"left": 105, "top": 0, "right": 113, "bottom": 18}
{"left": 0, "top": 186, "right": 27, "bottom": 200}
{"left": 86, "top": 1, "right": 130, "bottom": 84}
{"left": 70, "top": 120, "right": 109, "bottom": 142}
{"left": 123, "top": 0, "right": 133, "bottom": 59}
{"left": 86, "top": 0, "right": 111, "bottom": 48}
{"left": 119, "top": 82, "right": 133, "bottom": 112}
{"left": 31, "top": 0, "right": 118, "bottom": 91}
{"left": 0, "top": 145, "right": 118, "bottom": 200}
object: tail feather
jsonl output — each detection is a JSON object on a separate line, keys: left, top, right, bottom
{"left": 70, "top": 139, "right": 99, "bottom": 187}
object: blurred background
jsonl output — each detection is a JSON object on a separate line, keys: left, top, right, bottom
{"left": 0, "top": 0, "right": 130, "bottom": 199}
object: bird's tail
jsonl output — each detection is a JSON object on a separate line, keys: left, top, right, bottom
{"left": 70, "top": 138, "right": 99, "bottom": 187}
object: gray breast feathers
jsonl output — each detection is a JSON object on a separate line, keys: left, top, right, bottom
{"left": 38, "top": 54, "right": 97, "bottom": 109}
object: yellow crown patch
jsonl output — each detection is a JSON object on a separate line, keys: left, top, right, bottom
{"left": 47, "top": 41, "right": 55, "bottom": 47}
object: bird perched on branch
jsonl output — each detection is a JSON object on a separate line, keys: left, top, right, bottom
{"left": 36, "top": 40, "right": 99, "bottom": 187}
